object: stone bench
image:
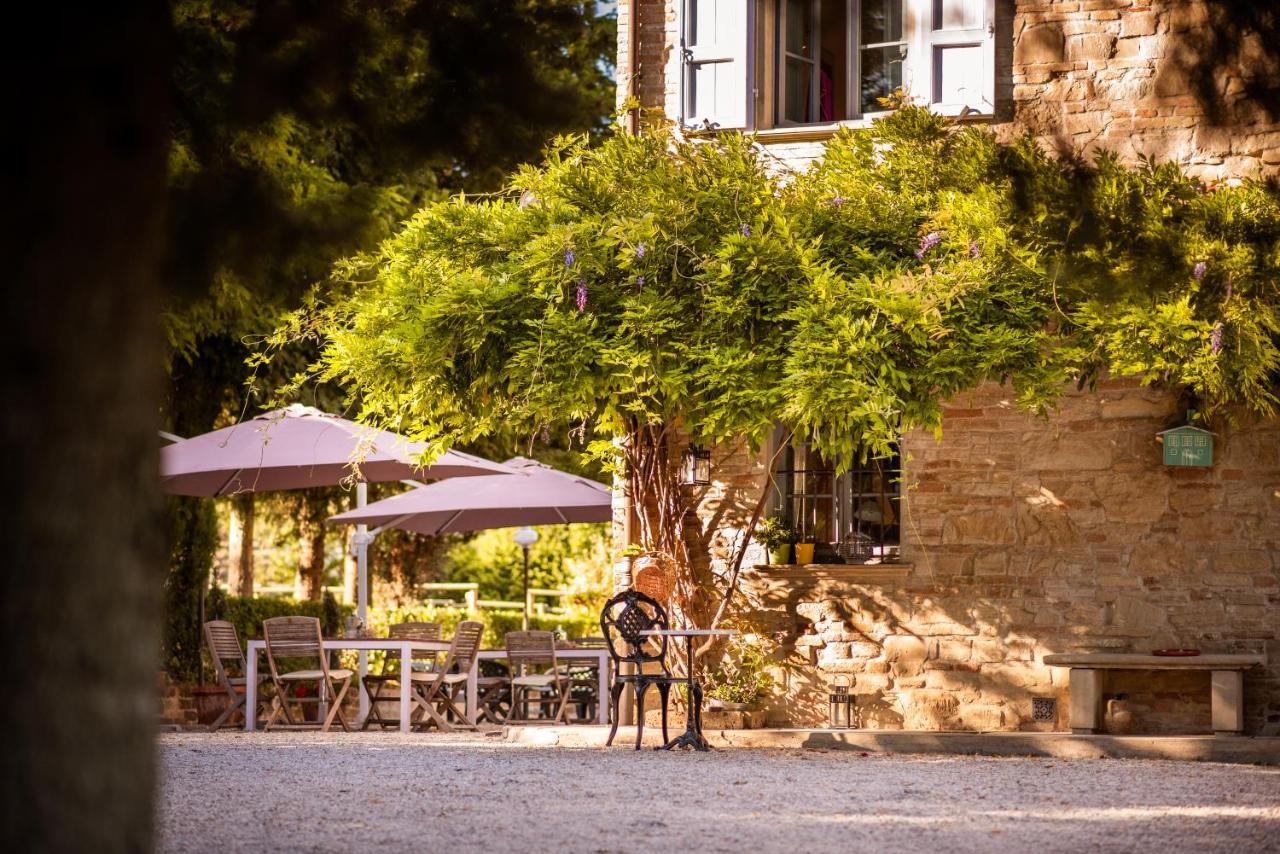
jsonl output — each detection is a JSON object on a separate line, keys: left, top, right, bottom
{"left": 1043, "top": 653, "right": 1266, "bottom": 735}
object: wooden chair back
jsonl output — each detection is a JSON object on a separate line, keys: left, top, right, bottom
{"left": 504, "top": 630, "right": 558, "bottom": 676}
{"left": 263, "top": 616, "right": 324, "bottom": 679}
{"left": 204, "top": 620, "right": 245, "bottom": 684}
{"left": 440, "top": 621, "right": 484, "bottom": 676}
{"left": 389, "top": 621, "right": 442, "bottom": 659}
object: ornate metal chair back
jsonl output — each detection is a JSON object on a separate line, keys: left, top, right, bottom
{"left": 599, "top": 589, "right": 668, "bottom": 669}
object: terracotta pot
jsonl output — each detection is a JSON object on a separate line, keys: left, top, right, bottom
{"left": 794, "top": 543, "right": 815, "bottom": 564}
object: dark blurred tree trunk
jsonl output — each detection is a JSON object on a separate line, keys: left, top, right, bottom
{"left": 0, "top": 2, "right": 170, "bottom": 851}
{"left": 228, "top": 493, "right": 255, "bottom": 598}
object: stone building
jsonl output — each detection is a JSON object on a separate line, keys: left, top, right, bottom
{"left": 612, "top": 0, "right": 1280, "bottom": 734}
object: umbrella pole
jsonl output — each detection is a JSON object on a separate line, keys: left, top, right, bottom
{"left": 356, "top": 481, "right": 369, "bottom": 722}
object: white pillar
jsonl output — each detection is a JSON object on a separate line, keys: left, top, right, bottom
{"left": 356, "top": 481, "right": 369, "bottom": 720}
{"left": 1211, "top": 670, "right": 1244, "bottom": 735}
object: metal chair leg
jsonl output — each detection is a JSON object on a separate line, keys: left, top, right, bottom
{"left": 605, "top": 682, "right": 625, "bottom": 746}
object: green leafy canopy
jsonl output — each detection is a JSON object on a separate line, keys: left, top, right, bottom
{"left": 295, "top": 108, "right": 1280, "bottom": 469}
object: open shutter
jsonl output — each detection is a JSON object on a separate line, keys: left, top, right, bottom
{"left": 921, "top": 0, "right": 994, "bottom": 115}
{"left": 681, "top": 0, "right": 754, "bottom": 130}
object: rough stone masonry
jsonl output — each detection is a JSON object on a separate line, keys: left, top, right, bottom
{"left": 612, "top": 1, "right": 1280, "bottom": 734}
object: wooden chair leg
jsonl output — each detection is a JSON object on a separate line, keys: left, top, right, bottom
{"left": 322, "top": 676, "right": 351, "bottom": 732}
{"left": 605, "top": 682, "right": 625, "bottom": 746}
{"left": 209, "top": 686, "right": 245, "bottom": 731}
{"left": 441, "top": 685, "right": 477, "bottom": 730}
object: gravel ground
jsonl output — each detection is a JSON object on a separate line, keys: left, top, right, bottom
{"left": 157, "top": 731, "right": 1280, "bottom": 854}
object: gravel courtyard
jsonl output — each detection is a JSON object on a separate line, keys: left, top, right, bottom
{"left": 157, "top": 732, "right": 1280, "bottom": 854}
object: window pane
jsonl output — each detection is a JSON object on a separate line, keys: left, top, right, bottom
{"left": 784, "top": 56, "right": 814, "bottom": 122}
{"left": 860, "top": 44, "right": 904, "bottom": 112}
{"left": 785, "top": 0, "right": 813, "bottom": 55}
{"left": 860, "top": 0, "right": 903, "bottom": 44}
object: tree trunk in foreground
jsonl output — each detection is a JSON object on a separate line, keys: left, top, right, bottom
{"left": 0, "top": 3, "right": 170, "bottom": 851}
{"left": 228, "top": 494, "right": 255, "bottom": 598}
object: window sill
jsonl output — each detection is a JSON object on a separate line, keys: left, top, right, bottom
{"left": 690, "top": 110, "right": 994, "bottom": 145}
{"left": 753, "top": 563, "right": 912, "bottom": 582}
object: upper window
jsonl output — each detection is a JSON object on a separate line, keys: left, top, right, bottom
{"left": 681, "top": 0, "right": 995, "bottom": 131}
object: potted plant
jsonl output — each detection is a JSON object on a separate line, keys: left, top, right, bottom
{"left": 794, "top": 537, "right": 816, "bottom": 565}
{"left": 706, "top": 637, "right": 776, "bottom": 711}
{"left": 757, "top": 516, "right": 795, "bottom": 565}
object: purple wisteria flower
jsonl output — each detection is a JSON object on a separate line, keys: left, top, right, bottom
{"left": 635, "top": 243, "right": 647, "bottom": 259}
{"left": 1210, "top": 323, "right": 1224, "bottom": 355}
{"left": 636, "top": 275, "right": 645, "bottom": 287}
{"left": 1193, "top": 260, "right": 1208, "bottom": 281}
{"left": 916, "top": 231, "right": 942, "bottom": 260}
{"left": 830, "top": 196, "right": 846, "bottom": 207}
{"left": 740, "top": 223, "right": 751, "bottom": 237}
{"left": 564, "top": 248, "right": 576, "bottom": 268}
{"left": 575, "top": 278, "right": 588, "bottom": 312}
{"left": 969, "top": 241, "right": 981, "bottom": 258}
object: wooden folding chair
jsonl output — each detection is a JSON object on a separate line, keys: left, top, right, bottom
{"left": 410, "top": 620, "right": 483, "bottom": 731}
{"left": 262, "top": 616, "right": 354, "bottom": 732}
{"left": 360, "top": 621, "right": 441, "bottom": 730}
{"left": 505, "top": 630, "right": 571, "bottom": 724}
{"left": 202, "top": 620, "right": 269, "bottom": 731}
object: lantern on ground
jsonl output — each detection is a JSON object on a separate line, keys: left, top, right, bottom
{"left": 828, "top": 676, "right": 853, "bottom": 729}
{"left": 680, "top": 444, "right": 711, "bottom": 486}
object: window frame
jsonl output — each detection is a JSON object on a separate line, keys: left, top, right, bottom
{"left": 769, "top": 430, "right": 903, "bottom": 564}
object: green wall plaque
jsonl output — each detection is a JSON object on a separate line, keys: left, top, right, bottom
{"left": 1159, "top": 425, "right": 1214, "bottom": 467}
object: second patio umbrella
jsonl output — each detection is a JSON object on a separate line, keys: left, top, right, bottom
{"left": 328, "top": 457, "right": 612, "bottom": 626}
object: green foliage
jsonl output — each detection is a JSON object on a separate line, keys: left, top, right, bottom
{"left": 441, "top": 523, "right": 611, "bottom": 607}
{"left": 705, "top": 635, "right": 776, "bottom": 706}
{"left": 303, "top": 108, "right": 1280, "bottom": 479}
{"left": 163, "top": 497, "right": 219, "bottom": 682}
{"left": 305, "top": 126, "right": 811, "bottom": 461}
{"left": 204, "top": 589, "right": 354, "bottom": 646}
{"left": 755, "top": 516, "right": 796, "bottom": 550}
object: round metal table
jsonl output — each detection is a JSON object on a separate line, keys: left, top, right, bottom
{"left": 640, "top": 628, "right": 736, "bottom": 751}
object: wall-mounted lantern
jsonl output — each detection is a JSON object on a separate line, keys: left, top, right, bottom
{"left": 828, "top": 675, "right": 853, "bottom": 729}
{"left": 679, "top": 444, "right": 712, "bottom": 486}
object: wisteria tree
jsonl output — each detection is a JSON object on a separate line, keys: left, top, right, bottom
{"left": 285, "top": 108, "right": 1280, "bottom": 656}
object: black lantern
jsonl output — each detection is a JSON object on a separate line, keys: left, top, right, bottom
{"left": 828, "top": 676, "right": 853, "bottom": 729}
{"left": 679, "top": 444, "right": 711, "bottom": 486}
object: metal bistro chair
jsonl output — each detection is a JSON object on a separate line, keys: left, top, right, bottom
{"left": 600, "top": 590, "right": 674, "bottom": 749}
{"left": 361, "top": 621, "right": 442, "bottom": 731}
{"left": 505, "top": 631, "right": 571, "bottom": 724}
{"left": 262, "top": 616, "right": 354, "bottom": 732}
{"left": 202, "top": 620, "right": 270, "bottom": 731}
{"left": 410, "top": 620, "right": 483, "bottom": 731}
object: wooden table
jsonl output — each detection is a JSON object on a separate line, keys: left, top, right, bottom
{"left": 245, "top": 638, "right": 452, "bottom": 733}
{"left": 245, "top": 640, "right": 613, "bottom": 731}
{"left": 640, "top": 629, "right": 735, "bottom": 751}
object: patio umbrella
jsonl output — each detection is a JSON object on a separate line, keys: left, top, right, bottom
{"left": 160, "top": 404, "right": 512, "bottom": 708}
{"left": 328, "top": 456, "right": 613, "bottom": 626}
{"left": 160, "top": 404, "right": 508, "bottom": 497}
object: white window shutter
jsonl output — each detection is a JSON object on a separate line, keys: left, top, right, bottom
{"left": 681, "top": 0, "right": 754, "bottom": 130}
{"left": 921, "top": 0, "right": 994, "bottom": 115}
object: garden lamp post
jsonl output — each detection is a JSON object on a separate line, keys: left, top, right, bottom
{"left": 513, "top": 526, "right": 539, "bottom": 630}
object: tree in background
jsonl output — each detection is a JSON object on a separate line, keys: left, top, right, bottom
{"left": 160, "top": 0, "right": 616, "bottom": 640}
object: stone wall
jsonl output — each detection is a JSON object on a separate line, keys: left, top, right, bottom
{"left": 619, "top": 0, "right": 1280, "bottom": 180}
{"left": 701, "top": 381, "right": 1278, "bottom": 734}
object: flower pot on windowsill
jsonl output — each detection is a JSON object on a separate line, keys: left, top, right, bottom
{"left": 769, "top": 544, "right": 792, "bottom": 565}
{"left": 794, "top": 542, "right": 815, "bottom": 565}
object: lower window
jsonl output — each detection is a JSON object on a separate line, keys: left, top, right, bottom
{"left": 770, "top": 434, "right": 901, "bottom": 562}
